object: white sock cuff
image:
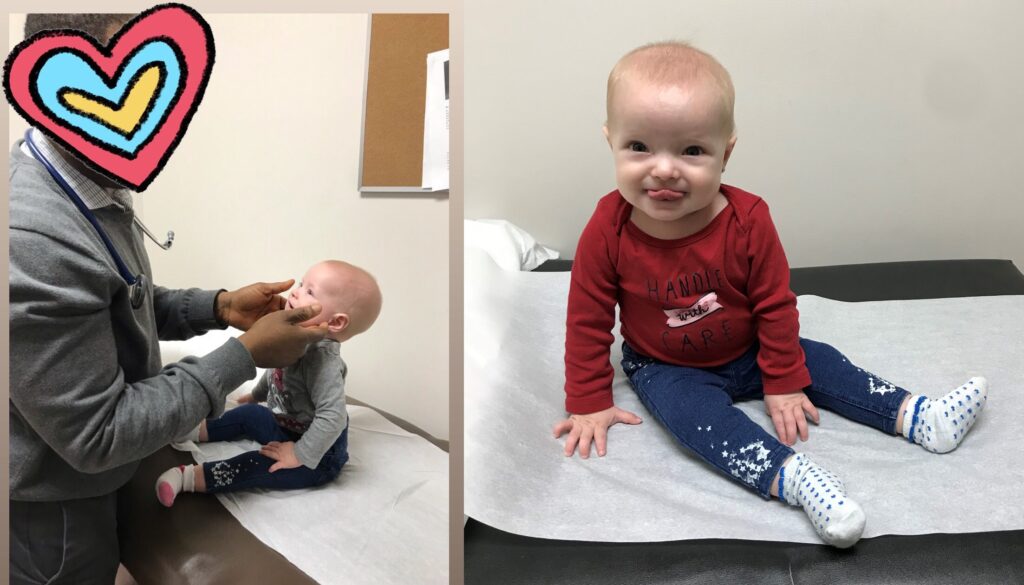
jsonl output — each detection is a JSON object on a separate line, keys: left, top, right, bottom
{"left": 902, "top": 395, "right": 928, "bottom": 442}
{"left": 182, "top": 464, "right": 196, "bottom": 492}
{"left": 779, "top": 453, "right": 808, "bottom": 506}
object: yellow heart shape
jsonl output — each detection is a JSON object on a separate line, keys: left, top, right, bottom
{"left": 60, "top": 65, "right": 163, "bottom": 136}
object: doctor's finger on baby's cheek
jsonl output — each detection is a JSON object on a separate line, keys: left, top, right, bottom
{"left": 267, "top": 279, "right": 294, "bottom": 293}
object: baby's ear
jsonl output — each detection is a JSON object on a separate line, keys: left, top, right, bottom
{"left": 327, "top": 313, "right": 350, "bottom": 335}
{"left": 723, "top": 134, "right": 738, "bottom": 167}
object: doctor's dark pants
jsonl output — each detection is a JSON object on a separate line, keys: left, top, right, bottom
{"left": 10, "top": 493, "right": 120, "bottom": 585}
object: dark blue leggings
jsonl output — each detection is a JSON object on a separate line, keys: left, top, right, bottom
{"left": 622, "top": 338, "right": 910, "bottom": 498}
{"left": 202, "top": 403, "right": 348, "bottom": 493}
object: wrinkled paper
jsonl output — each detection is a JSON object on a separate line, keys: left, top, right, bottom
{"left": 465, "top": 250, "right": 1024, "bottom": 543}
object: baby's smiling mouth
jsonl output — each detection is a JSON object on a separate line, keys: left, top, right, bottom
{"left": 647, "top": 189, "right": 684, "bottom": 201}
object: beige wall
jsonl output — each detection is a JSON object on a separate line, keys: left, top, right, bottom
{"left": 9, "top": 13, "right": 450, "bottom": 439}
{"left": 465, "top": 0, "right": 1024, "bottom": 271}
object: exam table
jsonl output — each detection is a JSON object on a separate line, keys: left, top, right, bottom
{"left": 119, "top": 397, "right": 447, "bottom": 585}
{"left": 465, "top": 258, "right": 1024, "bottom": 585}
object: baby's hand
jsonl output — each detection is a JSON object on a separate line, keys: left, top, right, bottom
{"left": 235, "top": 392, "right": 256, "bottom": 405}
{"left": 552, "top": 406, "right": 642, "bottom": 459}
{"left": 260, "top": 441, "right": 302, "bottom": 472}
{"left": 764, "top": 392, "right": 820, "bottom": 446}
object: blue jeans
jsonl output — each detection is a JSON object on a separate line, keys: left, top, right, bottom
{"left": 621, "top": 338, "right": 910, "bottom": 498}
{"left": 202, "top": 404, "right": 349, "bottom": 493}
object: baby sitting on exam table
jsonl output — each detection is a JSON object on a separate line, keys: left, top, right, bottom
{"left": 156, "top": 260, "right": 383, "bottom": 504}
{"left": 553, "top": 41, "right": 989, "bottom": 549}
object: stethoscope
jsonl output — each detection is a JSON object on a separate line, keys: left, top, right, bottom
{"left": 23, "top": 128, "right": 174, "bottom": 309}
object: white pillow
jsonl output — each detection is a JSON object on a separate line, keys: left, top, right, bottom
{"left": 464, "top": 219, "right": 559, "bottom": 271}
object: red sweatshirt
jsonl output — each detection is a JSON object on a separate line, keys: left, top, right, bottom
{"left": 564, "top": 184, "right": 811, "bottom": 414}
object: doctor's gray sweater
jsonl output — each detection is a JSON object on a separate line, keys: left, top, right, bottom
{"left": 9, "top": 143, "right": 256, "bottom": 501}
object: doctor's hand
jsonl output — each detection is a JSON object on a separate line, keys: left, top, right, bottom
{"left": 260, "top": 441, "right": 302, "bottom": 472}
{"left": 764, "top": 391, "right": 820, "bottom": 446}
{"left": 553, "top": 406, "right": 643, "bottom": 459}
{"left": 216, "top": 279, "right": 294, "bottom": 331}
{"left": 238, "top": 304, "right": 328, "bottom": 368}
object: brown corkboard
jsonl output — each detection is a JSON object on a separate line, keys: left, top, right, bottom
{"left": 360, "top": 14, "right": 449, "bottom": 190}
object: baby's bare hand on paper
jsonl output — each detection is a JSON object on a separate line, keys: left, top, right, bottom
{"left": 260, "top": 441, "right": 302, "bottom": 472}
{"left": 764, "top": 392, "right": 819, "bottom": 446}
{"left": 552, "top": 406, "right": 642, "bottom": 459}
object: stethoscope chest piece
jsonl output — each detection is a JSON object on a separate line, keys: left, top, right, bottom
{"left": 129, "top": 273, "right": 149, "bottom": 309}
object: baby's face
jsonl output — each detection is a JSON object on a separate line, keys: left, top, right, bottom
{"left": 605, "top": 76, "right": 735, "bottom": 238}
{"left": 286, "top": 262, "right": 344, "bottom": 326}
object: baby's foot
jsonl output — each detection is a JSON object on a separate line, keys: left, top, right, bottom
{"left": 902, "top": 377, "right": 988, "bottom": 453}
{"left": 155, "top": 464, "right": 195, "bottom": 507}
{"left": 780, "top": 454, "right": 865, "bottom": 548}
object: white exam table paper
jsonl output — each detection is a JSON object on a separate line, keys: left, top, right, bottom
{"left": 464, "top": 250, "right": 1024, "bottom": 543}
{"left": 161, "top": 333, "right": 448, "bottom": 585}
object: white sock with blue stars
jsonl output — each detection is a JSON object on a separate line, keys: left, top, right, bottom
{"left": 778, "top": 453, "right": 865, "bottom": 548}
{"left": 901, "top": 377, "right": 988, "bottom": 453}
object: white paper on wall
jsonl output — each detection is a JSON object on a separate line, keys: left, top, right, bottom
{"left": 421, "top": 48, "right": 449, "bottom": 191}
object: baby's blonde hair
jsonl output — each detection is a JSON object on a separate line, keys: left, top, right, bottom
{"left": 318, "top": 260, "right": 382, "bottom": 342}
{"left": 607, "top": 41, "right": 736, "bottom": 136}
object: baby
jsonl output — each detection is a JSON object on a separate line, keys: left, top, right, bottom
{"left": 156, "top": 260, "right": 382, "bottom": 505}
{"left": 552, "top": 42, "right": 988, "bottom": 548}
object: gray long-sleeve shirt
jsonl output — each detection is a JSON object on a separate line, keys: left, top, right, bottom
{"left": 9, "top": 143, "right": 256, "bottom": 501}
{"left": 251, "top": 340, "right": 348, "bottom": 469}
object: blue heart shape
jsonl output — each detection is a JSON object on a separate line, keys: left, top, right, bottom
{"left": 33, "top": 40, "right": 183, "bottom": 156}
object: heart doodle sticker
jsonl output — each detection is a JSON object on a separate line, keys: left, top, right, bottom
{"left": 3, "top": 4, "right": 215, "bottom": 191}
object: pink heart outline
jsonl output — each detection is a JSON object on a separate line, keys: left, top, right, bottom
{"left": 3, "top": 3, "right": 215, "bottom": 191}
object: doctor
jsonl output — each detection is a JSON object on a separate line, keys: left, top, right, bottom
{"left": 8, "top": 14, "right": 328, "bottom": 585}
